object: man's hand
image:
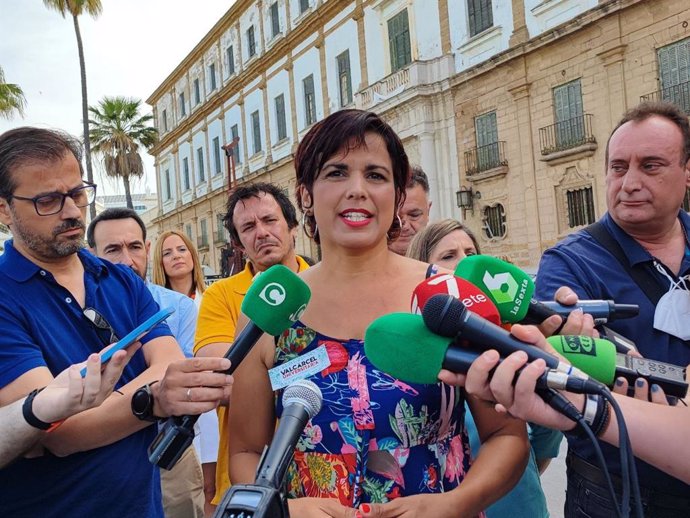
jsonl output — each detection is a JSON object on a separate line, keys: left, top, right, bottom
{"left": 538, "top": 286, "right": 599, "bottom": 338}
{"left": 153, "top": 357, "right": 233, "bottom": 418}
{"left": 31, "top": 344, "right": 139, "bottom": 424}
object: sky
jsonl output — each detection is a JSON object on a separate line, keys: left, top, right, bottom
{"left": 0, "top": 0, "right": 235, "bottom": 196}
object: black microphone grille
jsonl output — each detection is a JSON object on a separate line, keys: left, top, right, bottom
{"left": 282, "top": 379, "right": 323, "bottom": 418}
{"left": 422, "top": 294, "right": 466, "bottom": 337}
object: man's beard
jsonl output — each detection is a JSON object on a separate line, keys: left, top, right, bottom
{"left": 11, "top": 211, "right": 85, "bottom": 258}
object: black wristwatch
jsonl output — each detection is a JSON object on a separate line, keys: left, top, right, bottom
{"left": 131, "top": 381, "right": 160, "bottom": 422}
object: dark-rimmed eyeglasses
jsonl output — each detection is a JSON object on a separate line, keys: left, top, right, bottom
{"left": 9, "top": 182, "right": 97, "bottom": 216}
{"left": 83, "top": 307, "right": 119, "bottom": 345}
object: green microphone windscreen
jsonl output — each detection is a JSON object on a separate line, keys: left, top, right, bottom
{"left": 454, "top": 254, "right": 535, "bottom": 322}
{"left": 547, "top": 335, "right": 617, "bottom": 385}
{"left": 242, "top": 264, "right": 311, "bottom": 336}
{"left": 364, "top": 313, "right": 450, "bottom": 384}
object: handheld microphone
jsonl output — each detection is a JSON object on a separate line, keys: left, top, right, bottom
{"left": 149, "top": 265, "right": 312, "bottom": 470}
{"left": 454, "top": 255, "right": 639, "bottom": 326}
{"left": 422, "top": 293, "right": 589, "bottom": 380}
{"left": 411, "top": 273, "right": 501, "bottom": 324}
{"left": 548, "top": 336, "right": 688, "bottom": 400}
{"left": 364, "top": 312, "right": 602, "bottom": 394}
{"left": 212, "top": 380, "right": 323, "bottom": 518}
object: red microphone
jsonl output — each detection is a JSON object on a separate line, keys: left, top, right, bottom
{"left": 411, "top": 273, "right": 501, "bottom": 325}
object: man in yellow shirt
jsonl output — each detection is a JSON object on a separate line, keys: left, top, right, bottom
{"left": 194, "top": 182, "right": 310, "bottom": 505}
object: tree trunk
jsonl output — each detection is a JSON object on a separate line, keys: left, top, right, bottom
{"left": 123, "top": 175, "right": 133, "bottom": 209}
{"left": 73, "top": 14, "right": 96, "bottom": 220}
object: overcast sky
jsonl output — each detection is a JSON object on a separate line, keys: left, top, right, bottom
{"left": 0, "top": 0, "right": 234, "bottom": 195}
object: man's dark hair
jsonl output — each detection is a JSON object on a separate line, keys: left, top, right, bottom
{"left": 606, "top": 101, "right": 690, "bottom": 166}
{"left": 0, "top": 127, "right": 84, "bottom": 199}
{"left": 407, "top": 166, "right": 429, "bottom": 193}
{"left": 87, "top": 207, "right": 147, "bottom": 249}
{"left": 223, "top": 182, "right": 298, "bottom": 247}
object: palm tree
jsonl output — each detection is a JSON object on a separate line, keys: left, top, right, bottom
{"left": 43, "top": 0, "right": 102, "bottom": 219}
{"left": 0, "top": 65, "right": 26, "bottom": 119}
{"left": 89, "top": 97, "right": 158, "bottom": 209}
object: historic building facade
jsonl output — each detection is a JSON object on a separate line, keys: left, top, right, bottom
{"left": 147, "top": 0, "right": 690, "bottom": 272}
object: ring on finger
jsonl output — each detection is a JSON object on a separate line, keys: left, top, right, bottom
{"left": 186, "top": 387, "right": 192, "bottom": 402}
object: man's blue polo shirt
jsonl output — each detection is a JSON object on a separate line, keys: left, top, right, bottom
{"left": 0, "top": 240, "right": 171, "bottom": 518}
{"left": 536, "top": 212, "right": 690, "bottom": 495}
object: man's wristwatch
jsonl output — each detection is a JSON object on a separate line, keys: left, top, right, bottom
{"left": 131, "top": 381, "right": 160, "bottom": 422}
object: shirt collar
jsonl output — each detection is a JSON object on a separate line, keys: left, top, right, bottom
{"left": 0, "top": 239, "right": 108, "bottom": 282}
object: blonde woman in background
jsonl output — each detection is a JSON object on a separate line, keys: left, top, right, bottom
{"left": 406, "top": 218, "right": 480, "bottom": 270}
{"left": 153, "top": 230, "right": 219, "bottom": 517}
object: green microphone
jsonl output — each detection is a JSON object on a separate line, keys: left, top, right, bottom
{"left": 364, "top": 313, "right": 604, "bottom": 395}
{"left": 149, "top": 264, "right": 311, "bottom": 471}
{"left": 548, "top": 336, "right": 687, "bottom": 399}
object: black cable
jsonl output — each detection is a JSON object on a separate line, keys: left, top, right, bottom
{"left": 600, "top": 390, "right": 644, "bottom": 518}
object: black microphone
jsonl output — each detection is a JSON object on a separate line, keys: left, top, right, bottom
{"left": 422, "top": 293, "right": 590, "bottom": 380}
{"left": 522, "top": 300, "right": 639, "bottom": 325}
{"left": 212, "top": 380, "right": 323, "bottom": 518}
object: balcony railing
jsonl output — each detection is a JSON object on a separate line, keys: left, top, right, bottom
{"left": 197, "top": 235, "right": 209, "bottom": 250}
{"left": 214, "top": 229, "right": 227, "bottom": 245}
{"left": 539, "top": 114, "right": 596, "bottom": 155}
{"left": 465, "top": 141, "right": 508, "bottom": 177}
{"left": 640, "top": 80, "right": 690, "bottom": 114}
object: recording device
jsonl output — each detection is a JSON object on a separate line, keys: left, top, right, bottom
{"left": 422, "top": 293, "right": 589, "bottom": 380}
{"left": 364, "top": 312, "right": 602, "bottom": 394}
{"left": 597, "top": 325, "right": 639, "bottom": 354}
{"left": 212, "top": 380, "right": 323, "bottom": 518}
{"left": 149, "top": 265, "right": 312, "bottom": 470}
{"left": 548, "top": 336, "right": 688, "bottom": 401}
{"left": 81, "top": 307, "right": 175, "bottom": 377}
{"left": 454, "top": 255, "right": 638, "bottom": 326}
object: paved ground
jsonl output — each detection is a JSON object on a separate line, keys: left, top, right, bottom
{"left": 542, "top": 441, "right": 568, "bottom": 518}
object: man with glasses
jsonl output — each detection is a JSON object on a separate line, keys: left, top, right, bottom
{"left": 88, "top": 207, "right": 207, "bottom": 518}
{"left": 0, "top": 127, "right": 232, "bottom": 518}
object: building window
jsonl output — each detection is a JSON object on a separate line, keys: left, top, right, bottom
{"left": 213, "top": 136, "right": 222, "bottom": 176}
{"left": 299, "top": 0, "right": 309, "bottom": 14}
{"left": 231, "top": 124, "right": 241, "bottom": 164}
{"left": 468, "top": 0, "right": 493, "bottom": 37}
{"left": 216, "top": 213, "right": 226, "bottom": 243}
{"left": 193, "top": 78, "right": 201, "bottom": 105}
{"left": 566, "top": 187, "right": 596, "bottom": 228}
{"left": 657, "top": 38, "right": 690, "bottom": 113}
{"left": 474, "top": 111, "right": 501, "bottom": 172}
{"left": 179, "top": 92, "right": 186, "bottom": 117}
{"left": 197, "top": 147, "right": 205, "bottom": 182}
{"left": 226, "top": 45, "right": 235, "bottom": 76}
{"left": 270, "top": 2, "right": 280, "bottom": 38}
{"left": 337, "top": 50, "right": 353, "bottom": 107}
{"left": 275, "top": 94, "right": 287, "bottom": 141}
{"left": 388, "top": 9, "right": 411, "bottom": 72}
{"left": 483, "top": 204, "right": 506, "bottom": 239}
{"left": 247, "top": 26, "right": 256, "bottom": 57}
{"left": 208, "top": 63, "right": 217, "bottom": 91}
{"left": 183, "top": 157, "right": 190, "bottom": 190}
{"left": 185, "top": 223, "right": 192, "bottom": 239}
{"left": 303, "top": 74, "right": 317, "bottom": 126}
{"left": 553, "top": 79, "right": 585, "bottom": 150}
{"left": 251, "top": 110, "right": 262, "bottom": 154}
{"left": 164, "top": 169, "right": 171, "bottom": 200}
{"left": 199, "top": 219, "right": 208, "bottom": 247}
{"left": 161, "top": 109, "right": 168, "bottom": 132}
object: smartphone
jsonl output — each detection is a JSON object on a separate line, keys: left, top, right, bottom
{"left": 81, "top": 307, "right": 175, "bottom": 376}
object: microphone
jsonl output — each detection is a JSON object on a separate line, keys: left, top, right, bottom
{"left": 411, "top": 273, "right": 501, "bottom": 324}
{"left": 454, "top": 255, "right": 639, "bottom": 326}
{"left": 149, "top": 265, "right": 312, "bottom": 470}
{"left": 422, "top": 293, "right": 589, "bottom": 380}
{"left": 547, "top": 336, "right": 688, "bottom": 400}
{"left": 212, "top": 380, "right": 323, "bottom": 518}
{"left": 255, "top": 379, "right": 323, "bottom": 488}
{"left": 364, "top": 312, "right": 602, "bottom": 394}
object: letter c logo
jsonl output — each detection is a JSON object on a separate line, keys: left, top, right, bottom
{"left": 259, "top": 282, "right": 287, "bottom": 306}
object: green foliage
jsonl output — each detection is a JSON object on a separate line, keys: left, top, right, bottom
{"left": 0, "top": 66, "right": 26, "bottom": 119}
